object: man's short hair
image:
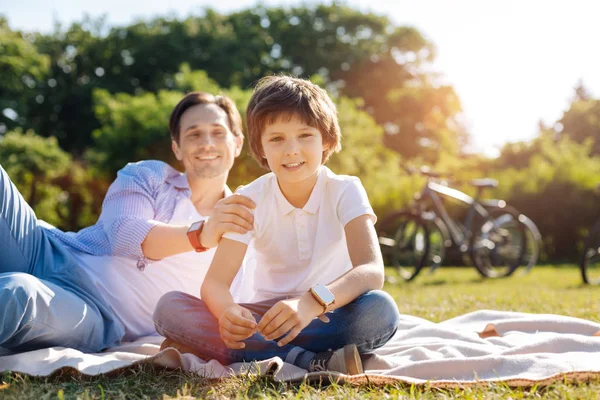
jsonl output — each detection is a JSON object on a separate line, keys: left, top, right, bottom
{"left": 169, "top": 92, "right": 243, "bottom": 143}
{"left": 246, "top": 76, "right": 342, "bottom": 169}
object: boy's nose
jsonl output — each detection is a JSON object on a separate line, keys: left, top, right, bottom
{"left": 284, "top": 140, "right": 300, "bottom": 155}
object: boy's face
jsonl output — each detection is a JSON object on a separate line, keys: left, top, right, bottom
{"left": 261, "top": 115, "right": 329, "bottom": 185}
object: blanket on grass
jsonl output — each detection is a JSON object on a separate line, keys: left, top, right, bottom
{"left": 2, "top": 310, "right": 600, "bottom": 388}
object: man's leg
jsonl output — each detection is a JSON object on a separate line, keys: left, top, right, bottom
{"left": 0, "top": 272, "right": 110, "bottom": 353}
{"left": 0, "top": 165, "right": 55, "bottom": 274}
{"left": 153, "top": 290, "right": 400, "bottom": 366}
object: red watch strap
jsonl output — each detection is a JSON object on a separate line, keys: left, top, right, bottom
{"left": 187, "top": 220, "right": 209, "bottom": 252}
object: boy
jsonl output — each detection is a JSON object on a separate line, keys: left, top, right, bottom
{"left": 153, "top": 76, "right": 400, "bottom": 374}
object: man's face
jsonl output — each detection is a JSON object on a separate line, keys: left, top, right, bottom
{"left": 172, "top": 103, "right": 243, "bottom": 180}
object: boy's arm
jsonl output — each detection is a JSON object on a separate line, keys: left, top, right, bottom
{"left": 321, "top": 214, "right": 385, "bottom": 309}
{"left": 201, "top": 238, "right": 258, "bottom": 348}
{"left": 261, "top": 214, "right": 384, "bottom": 346}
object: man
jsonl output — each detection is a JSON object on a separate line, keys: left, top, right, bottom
{"left": 0, "top": 92, "right": 255, "bottom": 353}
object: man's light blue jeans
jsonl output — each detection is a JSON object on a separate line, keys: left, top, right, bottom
{"left": 153, "top": 290, "right": 400, "bottom": 366}
{"left": 0, "top": 165, "right": 123, "bottom": 353}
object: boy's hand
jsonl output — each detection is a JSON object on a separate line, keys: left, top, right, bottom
{"left": 258, "top": 294, "right": 328, "bottom": 347}
{"left": 218, "top": 305, "right": 258, "bottom": 349}
{"left": 200, "top": 194, "right": 256, "bottom": 248}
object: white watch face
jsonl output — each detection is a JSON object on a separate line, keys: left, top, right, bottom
{"left": 313, "top": 285, "right": 335, "bottom": 304}
{"left": 188, "top": 221, "right": 203, "bottom": 232}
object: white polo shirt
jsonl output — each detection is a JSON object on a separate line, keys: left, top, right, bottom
{"left": 223, "top": 166, "right": 376, "bottom": 302}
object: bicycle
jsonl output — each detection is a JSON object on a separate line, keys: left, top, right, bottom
{"left": 377, "top": 166, "right": 529, "bottom": 281}
{"left": 580, "top": 185, "right": 600, "bottom": 285}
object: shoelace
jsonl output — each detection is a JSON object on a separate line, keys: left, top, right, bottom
{"left": 308, "top": 351, "right": 333, "bottom": 372}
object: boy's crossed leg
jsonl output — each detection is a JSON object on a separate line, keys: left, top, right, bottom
{"left": 153, "top": 290, "right": 400, "bottom": 373}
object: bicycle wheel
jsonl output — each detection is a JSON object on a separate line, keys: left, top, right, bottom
{"left": 470, "top": 208, "right": 526, "bottom": 278}
{"left": 581, "top": 220, "right": 600, "bottom": 285}
{"left": 421, "top": 213, "right": 451, "bottom": 273}
{"left": 377, "top": 211, "right": 429, "bottom": 281}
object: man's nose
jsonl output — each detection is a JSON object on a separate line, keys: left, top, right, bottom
{"left": 198, "top": 133, "right": 215, "bottom": 148}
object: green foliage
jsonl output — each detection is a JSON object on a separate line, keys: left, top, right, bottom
{"left": 88, "top": 89, "right": 182, "bottom": 175}
{"left": 0, "top": 129, "right": 71, "bottom": 226}
{"left": 0, "top": 18, "right": 50, "bottom": 132}
{"left": 558, "top": 96, "right": 600, "bottom": 155}
{"left": 0, "top": 129, "right": 104, "bottom": 230}
{"left": 490, "top": 135, "right": 600, "bottom": 261}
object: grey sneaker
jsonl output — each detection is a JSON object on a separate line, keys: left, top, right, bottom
{"left": 308, "top": 344, "right": 364, "bottom": 375}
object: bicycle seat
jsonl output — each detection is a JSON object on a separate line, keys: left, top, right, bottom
{"left": 470, "top": 178, "right": 498, "bottom": 189}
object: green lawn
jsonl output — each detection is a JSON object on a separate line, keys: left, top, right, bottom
{"left": 2, "top": 266, "right": 600, "bottom": 399}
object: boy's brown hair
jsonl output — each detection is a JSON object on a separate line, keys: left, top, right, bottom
{"left": 246, "top": 76, "right": 342, "bottom": 169}
{"left": 169, "top": 91, "right": 243, "bottom": 143}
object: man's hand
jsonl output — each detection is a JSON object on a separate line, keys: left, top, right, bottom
{"left": 218, "top": 304, "right": 258, "bottom": 349}
{"left": 258, "top": 294, "right": 328, "bottom": 347}
{"left": 200, "top": 194, "right": 255, "bottom": 248}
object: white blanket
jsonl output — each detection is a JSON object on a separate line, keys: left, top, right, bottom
{"left": 2, "top": 310, "right": 600, "bottom": 387}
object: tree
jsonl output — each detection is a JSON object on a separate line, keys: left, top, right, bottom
{"left": 0, "top": 129, "right": 71, "bottom": 226}
{"left": 0, "top": 18, "right": 50, "bottom": 134}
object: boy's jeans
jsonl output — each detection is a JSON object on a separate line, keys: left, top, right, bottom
{"left": 0, "top": 165, "right": 123, "bottom": 353}
{"left": 153, "top": 290, "right": 401, "bottom": 366}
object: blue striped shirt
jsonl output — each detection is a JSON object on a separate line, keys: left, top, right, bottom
{"left": 46, "top": 160, "right": 200, "bottom": 270}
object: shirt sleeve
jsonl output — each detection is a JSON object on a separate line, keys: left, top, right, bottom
{"left": 98, "top": 163, "right": 164, "bottom": 259}
{"left": 222, "top": 184, "right": 258, "bottom": 245}
{"left": 337, "top": 177, "right": 377, "bottom": 227}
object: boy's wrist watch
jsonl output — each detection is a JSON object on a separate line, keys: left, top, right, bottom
{"left": 308, "top": 284, "right": 335, "bottom": 316}
{"left": 187, "top": 220, "right": 209, "bottom": 252}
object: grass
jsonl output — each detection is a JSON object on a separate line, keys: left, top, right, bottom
{"left": 2, "top": 265, "right": 600, "bottom": 399}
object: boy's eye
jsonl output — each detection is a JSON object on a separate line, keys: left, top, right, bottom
{"left": 299, "top": 133, "right": 313, "bottom": 138}
{"left": 269, "top": 136, "right": 283, "bottom": 142}
{"left": 213, "top": 130, "right": 225, "bottom": 136}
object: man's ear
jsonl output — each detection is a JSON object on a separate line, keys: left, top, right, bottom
{"left": 234, "top": 134, "right": 244, "bottom": 158}
{"left": 172, "top": 140, "right": 183, "bottom": 161}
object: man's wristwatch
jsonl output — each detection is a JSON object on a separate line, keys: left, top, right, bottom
{"left": 187, "top": 220, "right": 209, "bottom": 252}
{"left": 308, "top": 284, "right": 335, "bottom": 316}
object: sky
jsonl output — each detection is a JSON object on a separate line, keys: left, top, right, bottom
{"left": 3, "top": 0, "right": 600, "bottom": 156}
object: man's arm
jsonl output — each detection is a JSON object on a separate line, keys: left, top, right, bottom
{"left": 141, "top": 194, "right": 255, "bottom": 260}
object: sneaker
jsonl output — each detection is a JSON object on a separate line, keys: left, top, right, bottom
{"left": 308, "top": 344, "right": 363, "bottom": 375}
{"left": 159, "top": 338, "right": 204, "bottom": 358}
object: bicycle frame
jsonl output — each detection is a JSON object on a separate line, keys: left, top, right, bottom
{"left": 413, "top": 181, "right": 490, "bottom": 249}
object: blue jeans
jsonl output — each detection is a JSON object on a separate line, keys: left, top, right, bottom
{"left": 153, "top": 290, "right": 400, "bottom": 366}
{"left": 0, "top": 165, "right": 124, "bottom": 353}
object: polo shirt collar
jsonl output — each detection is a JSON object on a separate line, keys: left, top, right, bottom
{"left": 274, "top": 166, "right": 327, "bottom": 216}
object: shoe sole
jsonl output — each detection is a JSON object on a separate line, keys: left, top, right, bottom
{"left": 343, "top": 344, "right": 364, "bottom": 375}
